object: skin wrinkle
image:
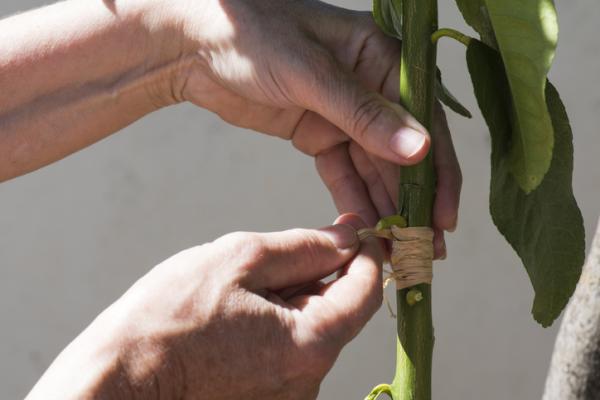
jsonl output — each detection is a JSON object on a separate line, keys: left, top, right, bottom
{"left": 354, "top": 29, "right": 380, "bottom": 72}
{"left": 351, "top": 93, "right": 390, "bottom": 144}
{"left": 303, "top": 7, "right": 370, "bottom": 70}
{"left": 287, "top": 108, "right": 309, "bottom": 145}
{"left": 264, "top": 60, "right": 295, "bottom": 113}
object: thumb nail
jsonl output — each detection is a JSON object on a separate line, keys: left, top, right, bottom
{"left": 319, "top": 224, "right": 359, "bottom": 250}
{"left": 390, "top": 127, "right": 427, "bottom": 159}
{"left": 333, "top": 213, "right": 368, "bottom": 230}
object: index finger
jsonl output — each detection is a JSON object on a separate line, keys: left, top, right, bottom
{"left": 289, "top": 214, "right": 384, "bottom": 344}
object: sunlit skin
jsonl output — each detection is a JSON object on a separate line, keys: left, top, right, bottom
{"left": 29, "top": 214, "right": 385, "bottom": 399}
{"left": 0, "top": 0, "right": 461, "bottom": 398}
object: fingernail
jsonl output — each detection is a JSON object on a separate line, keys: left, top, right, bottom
{"left": 333, "top": 213, "right": 368, "bottom": 230}
{"left": 320, "top": 224, "right": 358, "bottom": 250}
{"left": 390, "top": 128, "right": 427, "bottom": 159}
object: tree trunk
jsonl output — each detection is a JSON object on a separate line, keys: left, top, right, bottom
{"left": 543, "top": 218, "right": 600, "bottom": 399}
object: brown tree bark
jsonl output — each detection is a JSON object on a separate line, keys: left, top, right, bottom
{"left": 543, "top": 218, "right": 600, "bottom": 400}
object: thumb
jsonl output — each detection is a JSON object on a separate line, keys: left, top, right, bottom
{"left": 231, "top": 216, "right": 367, "bottom": 291}
{"left": 294, "top": 48, "right": 430, "bottom": 164}
{"left": 289, "top": 213, "right": 384, "bottom": 344}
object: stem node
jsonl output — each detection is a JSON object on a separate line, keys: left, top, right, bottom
{"left": 406, "top": 289, "right": 424, "bottom": 306}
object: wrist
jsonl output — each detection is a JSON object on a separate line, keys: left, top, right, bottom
{"left": 118, "top": 0, "right": 198, "bottom": 109}
{"left": 134, "top": 0, "right": 231, "bottom": 106}
{"left": 82, "top": 303, "right": 185, "bottom": 399}
{"left": 26, "top": 307, "right": 132, "bottom": 399}
{"left": 27, "top": 303, "right": 181, "bottom": 400}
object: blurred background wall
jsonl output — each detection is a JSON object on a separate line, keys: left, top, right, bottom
{"left": 1, "top": 1, "right": 599, "bottom": 398}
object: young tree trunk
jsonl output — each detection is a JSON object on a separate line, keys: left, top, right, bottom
{"left": 543, "top": 218, "right": 600, "bottom": 400}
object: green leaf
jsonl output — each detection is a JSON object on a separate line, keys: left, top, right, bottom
{"left": 484, "top": 0, "right": 558, "bottom": 193}
{"left": 466, "top": 40, "right": 585, "bottom": 327}
{"left": 376, "top": 215, "right": 407, "bottom": 230}
{"left": 372, "top": 0, "right": 402, "bottom": 39}
{"left": 455, "top": 0, "right": 497, "bottom": 48}
{"left": 435, "top": 68, "right": 472, "bottom": 118}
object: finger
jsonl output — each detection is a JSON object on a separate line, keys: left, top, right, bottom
{"left": 276, "top": 281, "right": 326, "bottom": 302}
{"left": 433, "top": 228, "right": 446, "bottom": 260}
{"left": 289, "top": 44, "right": 430, "bottom": 165}
{"left": 315, "top": 143, "right": 379, "bottom": 226}
{"left": 347, "top": 142, "right": 396, "bottom": 218}
{"left": 293, "top": 221, "right": 384, "bottom": 344}
{"left": 367, "top": 153, "right": 399, "bottom": 210}
{"left": 291, "top": 110, "right": 349, "bottom": 156}
{"left": 432, "top": 103, "right": 462, "bottom": 232}
{"left": 223, "top": 221, "right": 363, "bottom": 291}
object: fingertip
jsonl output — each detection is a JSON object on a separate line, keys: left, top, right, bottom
{"left": 433, "top": 181, "right": 460, "bottom": 233}
{"left": 433, "top": 229, "right": 447, "bottom": 260}
{"left": 318, "top": 224, "right": 359, "bottom": 250}
{"left": 434, "top": 211, "right": 458, "bottom": 233}
{"left": 333, "top": 213, "right": 368, "bottom": 230}
{"left": 447, "top": 214, "right": 458, "bottom": 233}
{"left": 333, "top": 215, "right": 383, "bottom": 267}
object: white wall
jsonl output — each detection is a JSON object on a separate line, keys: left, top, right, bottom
{"left": 1, "top": 1, "right": 599, "bottom": 398}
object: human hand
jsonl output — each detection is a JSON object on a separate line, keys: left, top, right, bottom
{"left": 0, "top": 0, "right": 460, "bottom": 256}
{"left": 27, "top": 214, "right": 382, "bottom": 399}
{"left": 159, "top": 0, "right": 461, "bottom": 257}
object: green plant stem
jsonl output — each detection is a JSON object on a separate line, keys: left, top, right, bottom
{"left": 392, "top": 0, "right": 438, "bottom": 399}
{"left": 431, "top": 28, "right": 471, "bottom": 47}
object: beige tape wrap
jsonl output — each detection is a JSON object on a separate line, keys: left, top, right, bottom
{"left": 389, "top": 226, "right": 434, "bottom": 290}
{"left": 357, "top": 225, "right": 435, "bottom": 290}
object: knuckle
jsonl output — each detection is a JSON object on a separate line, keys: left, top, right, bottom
{"left": 354, "top": 11, "right": 384, "bottom": 39}
{"left": 297, "top": 45, "right": 337, "bottom": 87}
{"left": 216, "top": 231, "right": 267, "bottom": 263}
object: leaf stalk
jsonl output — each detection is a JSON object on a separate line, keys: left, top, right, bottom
{"left": 431, "top": 28, "right": 472, "bottom": 47}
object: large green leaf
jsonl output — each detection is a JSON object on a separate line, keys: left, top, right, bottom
{"left": 466, "top": 40, "right": 585, "bottom": 327}
{"left": 372, "top": 0, "right": 402, "bottom": 39}
{"left": 455, "top": 0, "right": 497, "bottom": 47}
{"left": 484, "top": 0, "right": 558, "bottom": 193}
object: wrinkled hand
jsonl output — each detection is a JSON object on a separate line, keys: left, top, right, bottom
{"left": 28, "top": 214, "right": 382, "bottom": 399}
{"left": 164, "top": 0, "right": 461, "bottom": 257}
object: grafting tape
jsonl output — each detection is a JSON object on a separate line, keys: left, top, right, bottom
{"left": 358, "top": 225, "right": 434, "bottom": 290}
